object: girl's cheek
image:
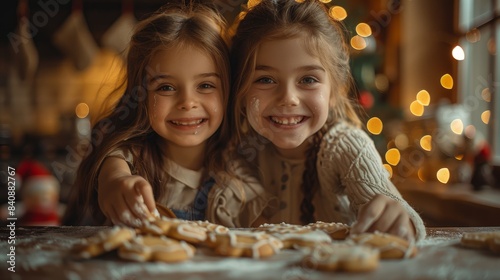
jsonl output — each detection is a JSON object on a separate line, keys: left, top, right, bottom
{"left": 249, "top": 97, "right": 260, "bottom": 114}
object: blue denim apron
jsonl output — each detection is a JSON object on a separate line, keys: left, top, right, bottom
{"left": 171, "top": 178, "right": 215, "bottom": 221}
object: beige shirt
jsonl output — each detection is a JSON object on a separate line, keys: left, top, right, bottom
{"left": 108, "top": 149, "right": 276, "bottom": 228}
{"left": 158, "top": 160, "right": 205, "bottom": 211}
{"left": 253, "top": 121, "right": 426, "bottom": 241}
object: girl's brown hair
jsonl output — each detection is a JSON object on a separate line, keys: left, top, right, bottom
{"left": 230, "top": 0, "right": 362, "bottom": 224}
{"left": 63, "top": 3, "right": 231, "bottom": 225}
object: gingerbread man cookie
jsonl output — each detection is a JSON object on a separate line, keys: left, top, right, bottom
{"left": 307, "top": 221, "right": 350, "bottom": 240}
{"left": 139, "top": 217, "right": 207, "bottom": 244}
{"left": 461, "top": 231, "right": 500, "bottom": 254}
{"left": 348, "top": 232, "right": 417, "bottom": 259}
{"left": 73, "top": 226, "right": 136, "bottom": 259}
{"left": 188, "top": 220, "right": 230, "bottom": 248}
{"left": 303, "top": 243, "right": 379, "bottom": 272}
{"left": 255, "top": 222, "right": 332, "bottom": 249}
{"left": 155, "top": 203, "right": 177, "bottom": 219}
{"left": 208, "top": 230, "right": 283, "bottom": 258}
{"left": 118, "top": 235, "right": 195, "bottom": 263}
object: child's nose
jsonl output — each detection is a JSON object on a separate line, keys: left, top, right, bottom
{"left": 277, "top": 83, "right": 299, "bottom": 107}
{"left": 177, "top": 90, "right": 199, "bottom": 110}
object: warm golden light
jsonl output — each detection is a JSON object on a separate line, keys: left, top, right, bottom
{"left": 416, "top": 90, "right": 430, "bottom": 106}
{"left": 418, "top": 168, "right": 425, "bottom": 182}
{"left": 329, "top": 6, "right": 347, "bottom": 21}
{"left": 420, "top": 135, "right": 432, "bottom": 151}
{"left": 481, "top": 88, "right": 491, "bottom": 102}
{"left": 410, "top": 100, "right": 424, "bottom": 116}
{"left": 481, "top": 110, "right": 490, "bottom": 124}
{"left": 367, "top": 117, "right": 383, "bottom": 135}
{"left": 319, "top": 0, "right": 332, "bottom": 3}
{"left": 248, "top": 0, "right": 262, "bottom": 8}
{"left": 455, "top": 154, "right": 464, "bottom": 160}
{"left": 356, "top": 23, "right": 372, "bottom": 37}
{"left": 383, "top": 164, "right": 393, "bottom": 178}
{"left": 440, "top": 74, "right": 453, "bottom": 89}
{"left": 385, "top": 148, "right": 401, "bottom": 166}
{"left": 450, "top": 119, "right": 464, "bottom": 134}
{"left": 437, "top": 168, "right": 450, "bottom": 184}
{"left": 75, "top": 103, "right": 90, "bottom": 119}
{"left": 350, "top": 35, "right": 367, "bottom": 50}
{"left": 452, "top": 46, "right": 465, "bottom": 60}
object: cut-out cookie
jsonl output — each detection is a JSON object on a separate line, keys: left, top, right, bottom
{"left": 207, "top": 230, "right": 283, "bottom": 258}
{"left": 303, "top": 243, "right": 379, "bottom": 272}
{"left": 255, "top": 222, "right": 332, "bottom": 249}
{"left": 73, "top": 226, "right": 136, "bottom": 259}
{"left": 118, "top": 235, "right": 195, "bottom": 263}
{"left": 348, "top": 232, "right": 417, "bottom": 259}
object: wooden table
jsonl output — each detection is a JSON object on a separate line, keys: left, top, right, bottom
{"left": 1, "top": 226, "right": 499, "bottom": 279}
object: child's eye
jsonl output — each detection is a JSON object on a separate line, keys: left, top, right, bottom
{"left": 199, "top": 83, "right": 215, "bottom": 89}
{"left": 300, "top": 76, "right": 319, "bottom": 84}
{"left": 255, "top": 77, "right": 275, "bottom": 84}
{"left": 156, "top": 85, "right": 175, "bottom": 96}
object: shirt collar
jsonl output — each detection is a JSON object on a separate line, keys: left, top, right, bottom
{"left": 165, "top": 159, "right": 204, "bottom": 189}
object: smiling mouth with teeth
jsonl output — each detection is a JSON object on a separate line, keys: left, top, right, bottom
{"left": 269, "top": 116, "right": 305, "bottom": 125}
{"left": 169, "top": 119, "right": 206, "bottom": 126}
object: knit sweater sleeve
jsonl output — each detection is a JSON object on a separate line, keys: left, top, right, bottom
{"left": 317, "top": 122, "right": 426, "bottom": 241}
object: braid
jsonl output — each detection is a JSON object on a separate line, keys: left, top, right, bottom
{"left": 300, "top": 125, "right": 328, "bottom": 225}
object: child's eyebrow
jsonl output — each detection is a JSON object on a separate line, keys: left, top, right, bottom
{"left": 255, "top": 65, "right": 325, "bottom": 72}
{"left": 195, "top": 72, "right": 221, "bottom": 79}
{"left": 148, "top": 72, "right": 220, "bottom": 84}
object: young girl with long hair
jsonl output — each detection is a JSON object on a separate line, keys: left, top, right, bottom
{"left": 63, "top": 3, "right": 274, "bottom": 228}
{"left": 230, "top": 0, "right": 425, "bottom": 241}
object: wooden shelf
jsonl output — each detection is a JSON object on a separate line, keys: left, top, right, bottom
{"left": 396, "top": 179, "right": 500, "bottom": 227}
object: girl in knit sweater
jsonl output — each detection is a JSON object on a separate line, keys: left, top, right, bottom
{"left": 230, "top": 0, "right": 426, "bottom": 241}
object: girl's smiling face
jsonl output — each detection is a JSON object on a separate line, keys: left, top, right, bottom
{"left": 246, "top": 37, "right": 331, "bottom": 155}
{"left": 147, "top": 45, "right": 223, "bottom": 150}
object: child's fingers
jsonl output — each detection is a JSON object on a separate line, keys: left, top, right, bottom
{"left": 108, "top": 194, "right": 143, "bottom": 227}
{"left": 351, "top": 197, "right": 385, "bottom": 234}
{"left": 387, "top": 215, "right": 414, "bottom": 241}
{"left": 134, "top": 180, "right": 157, "bottom": 214}
{"left": 123, "top": 191, "right": 149, "bottom": 220}
{"left": 367, "top": 202, "right": 402, "bottom": 233}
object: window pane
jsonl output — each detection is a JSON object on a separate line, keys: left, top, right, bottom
{"left": 457, "top": 28, "right": 491, "bottom": 149}
{"left": 494, "top": 20, "right": 500, "bottom": 164}
{"left": 459, "top": 0, "right": 494, "bottom": 30}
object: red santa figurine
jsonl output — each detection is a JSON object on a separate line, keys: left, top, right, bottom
{"left": 17, "top": 159, "right": 61, "bottom": 226}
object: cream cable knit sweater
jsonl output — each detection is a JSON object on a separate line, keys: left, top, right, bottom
{"left": 316, "top": 121, "right": 426, "bottom": 241}
{"left": 254, "top": 121, "right": 426, "bottom": 241}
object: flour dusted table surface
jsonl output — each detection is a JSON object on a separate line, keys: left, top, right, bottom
{"left": 1, "top": 226, "right": 499, "bottom": 280}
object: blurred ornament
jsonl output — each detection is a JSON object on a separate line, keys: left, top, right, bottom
{"left": 14, "top": 0, "right": 39, "bottom": 81}
{"left": 470, "top": 142, "right": 495, "bottom": 191}
{"left": 52, "top": 0, "right": 98, "bottom": 70}
{"left": 17, "top": 159, "right": 61, "bottom": 226}
{"left": 359, "top": 90, "right": 374, "bottom": 109}
{"left": 101, "top": 0, "right": 137, "bottom": 59}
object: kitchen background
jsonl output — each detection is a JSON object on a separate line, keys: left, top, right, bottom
{"left": 0, "top": 0, "right": 499, "bottom": 226}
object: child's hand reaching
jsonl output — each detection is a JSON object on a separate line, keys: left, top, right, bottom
{"left": 351, "top": 194, "right": 415, "bottom": 241}
{"left": 97, "top": 157, "right": 159, "bottom": 227}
